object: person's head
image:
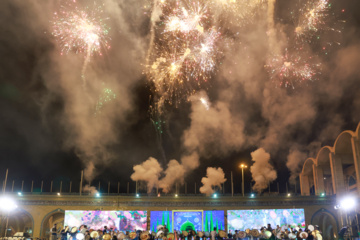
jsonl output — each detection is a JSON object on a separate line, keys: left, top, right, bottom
{"left": 214, "top": 227, "right": 217, "bottom": 231}
{"left": 267, "top": 224, "right": 271, "bottom": 227}
{"left": 235, "top": 230, "right": 238, "bottom": 233}
{"left": 276, "top": 225, "right": 279, "bottom": 228}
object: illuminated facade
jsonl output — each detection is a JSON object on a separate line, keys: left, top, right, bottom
{"left": 300, "top": 122, "right": 360, "bottom": 196}
{"left": 0, "top": 194, "right": 339, "bottom": 239}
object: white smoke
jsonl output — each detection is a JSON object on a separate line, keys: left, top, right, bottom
{"left": 83, "top": 184, "right": 98, "bottom": 194}
{"left": 250, "top": 148, "right": 277, "bottom": 193}
{"left": 84, "top": 161, "right": 96, "bottom": 183}
{"left": 199, "top": 167, "right": 227, "bottom": 196}
{"left": 159, "top": 160, "right": 185, "bottom": 193}
{"left": 130, "top": 157, "right": 163, "bottom": 193}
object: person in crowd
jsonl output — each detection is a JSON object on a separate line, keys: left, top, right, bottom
{"left": 210, "top": 228, "right": 217, "bottom": 240}
{"left": 60, "top": 226, "right": 69, "bottom": 240}
{"left": 306, "top": 229, "right": 314, "bottom": 240}
{"left": 313, "top": 225, "right": 322, "bottom": 240}
{"left": 164, "top": 225, "right": 169, "bottom": 237}
{"left": 51, "top": 224, "right": 58, "bottom": 240}
{"left": 227, "top": 230, "right": 232, "bottom": 239}
{"left": 85, "top": 230, "right": 90, "bottom": 240}
{"left": 234, "top": 230, "right": 239, "bottom": 240}
{"left": 338, "top": 226, "right": 349, "bottom": 240}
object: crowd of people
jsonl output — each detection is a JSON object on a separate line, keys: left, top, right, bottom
{"left": 52, "top": 223, "right": 324, "bottom": 240}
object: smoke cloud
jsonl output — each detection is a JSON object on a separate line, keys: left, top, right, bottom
{"left": 83, "top": 184, "right": 98, "bottom": 194}
{"left": 199, "top": 167, "right": 227, "bottom": 196}
{"left": 130, "top": 157, "right": 163, "bottom": 193}
{"left": 1, "top": 0, "right": 359, "bottom": 189}
{"left": 250, "top": 148, "right": 277, "bottom": 193}
{"left": 159, "top": 160, "right": 185, "bottom": 193}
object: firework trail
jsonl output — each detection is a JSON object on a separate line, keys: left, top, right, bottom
{"left": 266, "top": 0, "right": 344, "bottom": 88}
{"left": 52, "top": 0, "right": 110, "bottom": 87}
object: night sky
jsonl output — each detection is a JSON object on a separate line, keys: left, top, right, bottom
{"left": 0, "top": 0, "right": 360, "bottom": 195}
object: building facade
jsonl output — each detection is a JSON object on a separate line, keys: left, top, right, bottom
{"left": 0, "top": 194, "right": 340, "bottom": 239}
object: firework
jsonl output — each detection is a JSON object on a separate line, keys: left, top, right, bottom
{"left": 266, "top": 48, "right": 321, "bottom": 89}
{"left": 146, "top": 0, "right": 225, "bottom": 114}
{"left": 295, "top": 0, "right": 330, "bottom": 36}
{"left": 52, "top": 0, "right": 110, "bottom": 85}
{"left": 95, "top": 84, "right": 117, "bottom": 116}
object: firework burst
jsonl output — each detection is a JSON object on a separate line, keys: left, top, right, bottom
{"left": 266, "top": 48, "right": 321, "bottom": 89}
{"left": 52, "top": 0, "right": 110, "bottom": 85}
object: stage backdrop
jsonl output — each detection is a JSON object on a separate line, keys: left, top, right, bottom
{"left": 172, "top": 211, "right": 203, "bottom": 232}
{"left": 150, "top": 211, "right": 224, "bottom": 233}
{"left": 203, "top": 211, "right": 225, "bottom": 232}
{"left": 150, "top": 211, "right": 173, "bottom": 232}
{"left": 227, "top": 209, "right": 305, "bottom": 231}
{"left": 64, "top": 210, "right": 147, "bottom": 231}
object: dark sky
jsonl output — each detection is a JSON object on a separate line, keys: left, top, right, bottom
{"left": 0, "top": 0, "right": 360, "bottom": 195}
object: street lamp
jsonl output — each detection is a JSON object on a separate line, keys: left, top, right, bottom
{"left": 239, "top": 164, "right": 247, "bottom": 197}
{"left": 0, "top": 196, "right": 17, "bottom": 237}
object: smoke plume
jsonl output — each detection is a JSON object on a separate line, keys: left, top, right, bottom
{"left": 159, "top": 160, "right": 186, "bottom": 193}
{"left": 130, "top": 157, "right": 163, "bottom": 193}
{"left": 1, "top": 0, "right": 359, "bottom": 190}
{"left": 199, "top": 167, "right": 227, "bottom": 196}
{"left": 250, "top": 148, "right": 277, "bottom": 193}
{"left": 83, "top": 184, "right": 98, "bottom": 195}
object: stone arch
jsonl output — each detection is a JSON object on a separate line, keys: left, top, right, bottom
{"left": 300, "top": 158, "right": 316, "bottom": 195}
{"left": 3, "top": 208, "right": 34, "bottom": 237}
{"left": 334, "top": 131, "right": 357, "bottom": 193}
{"left": 40, "top": 208, "right": 65, "bottom": 239}
{"left": 316, "top": 147, "right": 333, "bottom": 195}
{"left": 311, "top": 208, "right": 339, "bottom": 240}
{"left": 316, "top": 147, "right": 333, "bottom": 194}
{"left": 334, "top": 131, "right": 354, "bottom": 155}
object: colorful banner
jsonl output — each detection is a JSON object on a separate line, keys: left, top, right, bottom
{"left": 227, "top": 209, "right": 305, "bottom": 231}
{"left": 172, "top": 211, "right": 203, "bottom": 232}
{"left": 150, "top": 211, "right": 172, "bottom": 232}
{"left": 64, "top": 210, "right": 147, "bottom": 231}
{"left": 203, "top": 211, "right": 225, "bottom": 232}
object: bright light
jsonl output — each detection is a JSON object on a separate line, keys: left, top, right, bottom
{"left": 17, "top": 192, "right": 22, "bottom": 196}
{"left": 340, "top": 197, "right": 357, "bottom": 211}
{"left": 0, "top": 197, "right": 17, "bottom": 212}
{"left": 57, "top": 193, "right": 61, "bottom": 196}
{"left": 240, "top": 164, "right": 247, "bottom": 169}
{"left": 287, "top": 193, "right": 291, "bottom": 197}
{"left": 136, "top": 194, "right": 139, "bottom": 197}
{"left": 175, "top": 194, "right": 178, "bottom": 197}
{"left": 251, "top": 193, "right": 255, "bottom": 197}
{"left": 321, "top": 193, "right": 325, "bottom": 197}
{"left": 96, "top": 193, "right": 100, "bottom": 197}
{"left": 213, "top": 194, "right": 217, "bottom": 198}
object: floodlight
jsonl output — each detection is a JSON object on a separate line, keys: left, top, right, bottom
{"left": 0, "top": 197, "right": 17, "bottom": 212}
{"left": 340, "top": 197, "right": 357, "bottom": 211}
